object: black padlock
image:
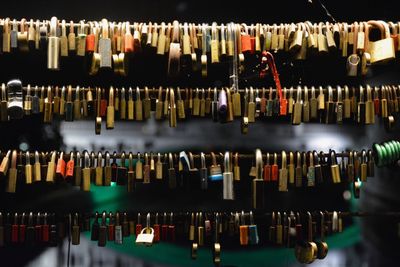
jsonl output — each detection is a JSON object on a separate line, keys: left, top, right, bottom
{"left": 26, "top": 213, "right": 35, "bottom": 246}
{"left": 49, "top": 214, "right": 58, "bottom": 247}
{"left": 122, "top": 213, "right": 129, "bottom": 237}
{"left": 4, "top": 213, "right": 11, "bottom": 244}
{"left": 57, "top": 215, "right": 66, "bottom": 241}
{"left": 116, "top": 152, "right": 127, "bottom": 185}
{"left": 188, "top": 152, "right": 200, "bottom": 191}
{"left": 111, "top": 152, "right": 118, "bottom": 183}
{"left": 367, "top": 150, "right": 375, "bottom": 177}
{"left": 325, "top": 86, "right": 336, "bottom": 124}
{"left": 40, "top": 152, "right": 48, "bottom": 182}
{"left": 71, "top": 213, "right": 80, "bottom": 245}
{"left": 211, "top": 88, "right": 219, "bottom": 122}
{"left": 34, "top": 213, "right": 42, "bottom": 244}
{"left": 357, "top": 86, "right": 366, "bottom": 124}
{"left": 313, "top": 151, "right": 323, "bottom": 184}
{"left": 83, "top": 213, "right": 91, "bottom": 232}
{"left": 320, "top": 151, "right": 331, "bottom": 183}
{"left": 65, "top": 86, "right": 74, "bottom": 121}
{"left": 91, "top": 212, "right": 99, "bottom": 241}
{"left": 98, "top": 212, "right": 107, "bottom": 247}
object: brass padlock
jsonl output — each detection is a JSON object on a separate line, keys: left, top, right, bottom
{"left": 47, "top": 17, "right": 60, "bottom": 70}
{"left": 104, "top": 152, "right": 112, "bottom": 186}
{"left": 82, "top": 152, "right": 91, "bottom": 191}
{"left": 365, "top": 85, "right": 375, "bottom": 124}
{"left": 360, "top": 150, "right": 368, "bottom": 182}
{"left": 46, "top": 151, "right": 56, "bottom": 183}
{"left": 95, "top": 152, "right": 103, "bottom": 186}
{"left": 341, "top": 23, "right": 349, "bottom": 57}
{"left": 289, "top": 23, "right": 302, "bottom": 52}
{"left": 330, "top": 150, "right": 341, "bottom": 183}
{"left": 106, "top": 87, "right": 115, "bottom": 129}
{"left": 43, "top": 86, "right": 53, "bottom": 123}
{"left": 0, "top": 84, "right": 9, "bottom": 121}
{"left": 76, "top": 21, "right": 87, "bottom": 56}
{"left": 325, "top": 22, "right": 336, "bottom": 51}
{"left": 292, "top": 86, "right": 302, "bottom": 125}
{"left": 210, "top": 22, "right": 220, "bottom": 63}
{"left": 336, "top": 85, "right": 343, "bottom": 124}
{"left": 6, "top": 150, "right": 17, "bottom": 193}
{"left": 169, "top": 89, "right": 177, "bottom": 128}
{"left": 25, "top": 152, "right": 32, "bottom": 184}
{"left": 278, "top": 151, "right": 288, "bottom": 192}
{"left": 60, "top": 20, "right": 68, "bottom": 56}
{"left": 317, "top": 22, "right": 328, "bottom": 54}
{"left": 367, "top": 20, "right": 396, "bottom": 64}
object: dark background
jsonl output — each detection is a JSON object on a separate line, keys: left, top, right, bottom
{"left": 1, "top": 0, "right": 398, "bottom": 23}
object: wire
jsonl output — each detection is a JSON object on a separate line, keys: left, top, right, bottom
{"left": 308, "top": 0, "right": 337, "bottom": 23}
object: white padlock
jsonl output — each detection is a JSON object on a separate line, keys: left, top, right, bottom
{"left": 136, "top": 227, "right": 154, "bottom": 246}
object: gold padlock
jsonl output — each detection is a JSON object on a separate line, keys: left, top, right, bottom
{"left": 367, "top": 20, "right": 395, "bottom": 64}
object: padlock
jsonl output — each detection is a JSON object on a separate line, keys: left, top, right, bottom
{"left": 209, "top": 152, "right": 222, "bottom": 181}
{"left": 7, "top": 79, "right": 23, "bottom": 120}
{"left": 198, "top": 152, "right": 208, "bottom": 190}
{"left": 117, "top": 152, "right": 127, "bottom": 185}
{"left": 136, "top": 214, "right": 154, "bottom": 246}
{"left": 72, "top": 213, "right": 80, "bottom": 245}
{"left": 252, "top": 149, "right": 264, "bottom": 209}
{"left": 1, "top": 84, "right": 9, "bottom": 121}
{"left": 47, "top": 17, "right": 60, "bottom": 70}
{"left": 24, "top": 85, "right": 32, "bottom": 115}
{"left": 99, "top": 19, "right": 112, "bottom": 68}
{"left": 76, "top": 21, "right": 86, "bottom": 56}
{"left": 223, "top": 151, "right": 234, "bottom": 200}
{"left": 6, "top": 150, "right": 17, "bottom": 193}
{"left": 248, "top": 211, "right": 259, "bottom": 245}
{"left": 279, "top": 151, "right": 288, "bottom": 191}
{"left": 367, "top": 20, "right": 396, "bottom": 64}
{"left": 98, "top": 212, "right": 107, "bottom": 247}
{"left": 136, "top": 227, "right": 154, "bottom": 246}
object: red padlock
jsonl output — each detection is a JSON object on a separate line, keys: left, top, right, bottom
{"left": 86, "top": 22, "right": 96, "bottom": 53}
{"left": 11, "top": 213, "right": 19, "bottom": 243}
{"left": 56, "top": 152, "right": 66, "bottom": 179}
{"left": 100, "top": 89, "right": 108, "bottom": 117}
{"left": 271, "top": 153, "right": 279, "bottom": 182}
{"left": 108, "top": 212, "right": 115, "bottom": 241}
{"left": 35, "top": 213, "right": 42, "bottom": 243}
{"left": 19, "top": 213, "right": 26, "bottom": 243}
{"left": 161, "top": 212, "right": 168, "bottom": 241}
{"left": 135, "top": 213, "right": 142, "bottom": 237}
{"left": 42, "top": 213, "right": 49, "bottom": 243}
{"left": 153, "top": 213, "right": 160, "bottom": 242}
{"left": 263, "top": 153, "right": 271, "bottom": 181}
{"left": 124, "top": 22, "right": 134, "bottom": 53}
{"left": 168, "top": 212, "right": 175, "bottom": 242}
{"left": 65, "top": 152, "right": 75, "bottom": 179}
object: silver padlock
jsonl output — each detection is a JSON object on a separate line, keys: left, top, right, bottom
{"left": 136, "top": 227, "right": 154, "bottom": 246}
{"left": 136, "top": 213, "right": 154, "bottom": 246}
{"left": 223, "top": 151, "right": 234, "bottom": 200}
{"left": 7, "top": 79, "right": 23, "bottom": 119}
